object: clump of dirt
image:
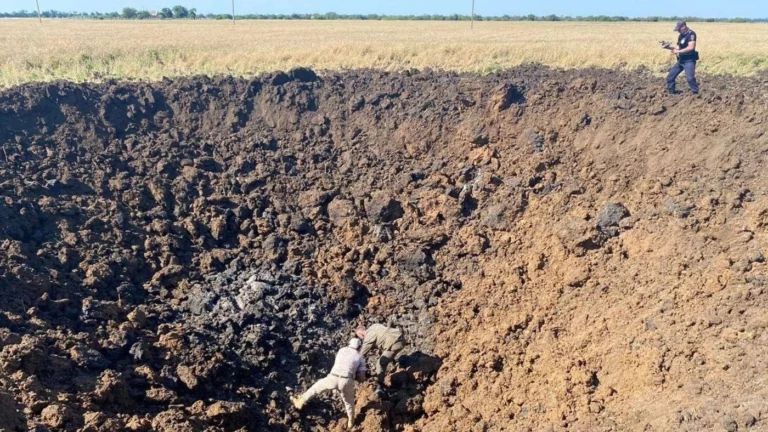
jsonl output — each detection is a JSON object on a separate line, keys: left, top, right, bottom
{"left": 1, "top": 66, "right": 767, "bottom": 432}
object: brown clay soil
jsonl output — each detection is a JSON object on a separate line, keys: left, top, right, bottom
{"left": 1, "top": 66, "right": 768, "bottom": 432}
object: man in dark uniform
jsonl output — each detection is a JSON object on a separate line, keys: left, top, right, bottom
{"left": 666, "top": 20, "right": 699, "bottom": 95}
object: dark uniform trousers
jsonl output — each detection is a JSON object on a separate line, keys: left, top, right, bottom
{"left": 667, "top": 60, "right": 699, "bottom": 94}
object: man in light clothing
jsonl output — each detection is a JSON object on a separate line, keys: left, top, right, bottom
{"left": 356, "top": 324, "right": 405, "bottom": 394}
{"left": 291, "top": 338, "right": 367, "bottom": 429}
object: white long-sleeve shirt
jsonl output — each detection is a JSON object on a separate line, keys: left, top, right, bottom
{"left": 330, "top": 346, "right": 367, "bottom": 378}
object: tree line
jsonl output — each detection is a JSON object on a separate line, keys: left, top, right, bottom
{"left": 1, "top": 6, "right": 198, "bottom": 20}
{"left": 1, "top": 8, "right": 765, "bottom": 23}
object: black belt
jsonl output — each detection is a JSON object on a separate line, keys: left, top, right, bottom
{"left": 331, "top": 373, "right": 351, "bottom": 379}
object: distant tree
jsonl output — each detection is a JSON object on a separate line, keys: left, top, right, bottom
{"left": 189, "top": 8, "right": 197, "bottom": 19}
{"left": 122, "top": 7, "right": 138, "bottom": 19}
{"left": 137, "top": 10, "right": 151, "bottom": 19}
{"left": 172, "top": 5, "right": 188, "bottom": 18}
{"left": 160, "top": 8, "right": 173, "bottom": 19}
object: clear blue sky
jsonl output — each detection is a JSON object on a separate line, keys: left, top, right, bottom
{"left": 4, "top": 0, "right": 767, "bottom": 18}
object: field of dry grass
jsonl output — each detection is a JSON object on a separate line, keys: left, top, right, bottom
{"left": 1, "top": 19, "right": 767, "bottom": 87}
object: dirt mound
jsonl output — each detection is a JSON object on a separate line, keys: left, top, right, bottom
{"left": 1, "top": 66, "right": 767, "bottom": 431}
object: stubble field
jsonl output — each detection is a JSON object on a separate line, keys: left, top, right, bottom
{"left": 1, "top": 19, "right": 767, "bottom": 88}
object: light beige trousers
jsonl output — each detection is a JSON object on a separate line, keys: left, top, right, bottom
{"left": 302, "top": 375, "right": 356, "bottom": 419}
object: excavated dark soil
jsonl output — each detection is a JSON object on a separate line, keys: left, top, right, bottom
{"left": 1, "top": 66, "right": 768, "bottom": 432}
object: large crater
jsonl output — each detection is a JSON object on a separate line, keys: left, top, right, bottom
{"left": 1, "top": 67, "right": 768, "bottom": 432}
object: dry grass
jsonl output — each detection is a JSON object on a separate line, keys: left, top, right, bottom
{"left": 1, "top": 19, "right": 767, "bottom": 87}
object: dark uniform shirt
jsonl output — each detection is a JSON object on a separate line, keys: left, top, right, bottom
{"left": 677, "top": 29, "right": 698, "bottom": 62}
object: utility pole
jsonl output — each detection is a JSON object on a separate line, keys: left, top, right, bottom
{"left": 232, "top": 0, "right": 235, "bottom": 25}
{"left": 471, "top": 0, "right": 475, "bottom": 29}
{"left": 36, "top": 0, "right": 42, "bottom": 24}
